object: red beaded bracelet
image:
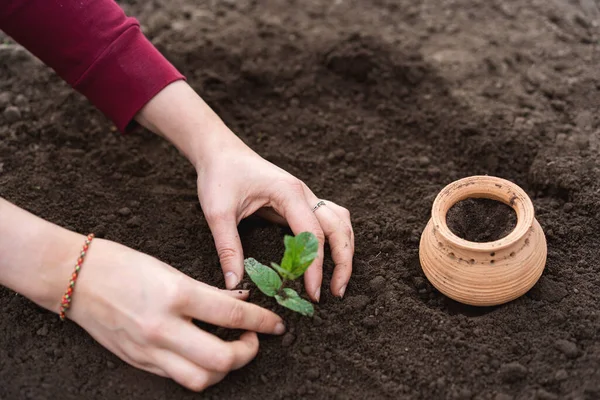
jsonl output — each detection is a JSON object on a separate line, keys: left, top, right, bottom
{"left": 59, "top": 233, "right": 94, "bottom": 321}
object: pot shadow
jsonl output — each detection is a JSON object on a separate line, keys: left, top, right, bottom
{"left": 406, "top": 255, "right": 500, "bottom": 318}
{"left": 443, "top": 298, "right": 500, "bottom": 318}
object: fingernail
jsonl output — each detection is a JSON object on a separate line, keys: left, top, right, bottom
{"left": 225, "top": 271, "right": 239, "bottom": 289}
{"left": 339, "top": 285, "right": 347, "bottom": 298}
{"left": 274, "top": 322, "right": 286, "bottom": 335}
{"left": 314, "top": 288, "right": 321, "bottom": 303}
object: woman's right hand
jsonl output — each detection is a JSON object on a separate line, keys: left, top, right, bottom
{"left": 67, "top": 238, "right": 286, "bottom": 392}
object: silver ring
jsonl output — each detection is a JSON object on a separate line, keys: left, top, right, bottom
{"left": 312, "top": 200, "right": 326, "bottom": 213}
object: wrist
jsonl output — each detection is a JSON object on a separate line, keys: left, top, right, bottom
{"left": 0, "top": 198, "right": 85, "bottom": 314}
{"left": 30, "top": 230, "right": 85, "bottom": 313}
{"left": 134, "top": 81, "right": 243, "bottom": 171}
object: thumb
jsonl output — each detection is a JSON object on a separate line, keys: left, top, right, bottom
{"left": 207, "top": 213, "right": 245, "bottom": 289}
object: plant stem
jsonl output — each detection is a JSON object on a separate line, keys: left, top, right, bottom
{"left": 276, "top": 278, "right": 289, "bottom": 298}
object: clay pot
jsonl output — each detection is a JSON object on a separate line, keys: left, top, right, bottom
{"left": 419, "top": 176, "right": 547, "bottom": 306}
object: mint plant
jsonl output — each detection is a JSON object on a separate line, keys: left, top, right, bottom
{"left": 243, "top": 232, "right": 317, "bottom": 317}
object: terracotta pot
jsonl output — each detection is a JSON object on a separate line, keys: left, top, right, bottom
{"left": 419, "top": 176, "right": 547, "bottom": 306}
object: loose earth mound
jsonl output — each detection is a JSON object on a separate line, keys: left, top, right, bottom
{"left": 1, "top": 1, "right": 599, "bottom": 399}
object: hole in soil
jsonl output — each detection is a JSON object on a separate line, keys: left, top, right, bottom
{"left": 446, "top": 198, "right": 517, "bottom": 242}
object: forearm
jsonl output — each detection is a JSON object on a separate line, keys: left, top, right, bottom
{"left": 135, "top": 81, "right": 248, "bottom": 170}
{"left": 0, "top": 198, "right": 83, "bottom": 313}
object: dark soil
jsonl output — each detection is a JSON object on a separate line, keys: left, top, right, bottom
{"left": 447, "top": 198, "right": 517, "bottom": 242}
{"left": 1, "top": 0, "right": 600, "bottom": 399}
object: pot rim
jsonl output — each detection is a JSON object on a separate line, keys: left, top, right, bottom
{"left": 431, "top": 175, "right": 535, "bottom": 252}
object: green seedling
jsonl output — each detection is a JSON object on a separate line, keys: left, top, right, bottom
{"left": 243, "top": 232, "right": 317, "bottom": 317}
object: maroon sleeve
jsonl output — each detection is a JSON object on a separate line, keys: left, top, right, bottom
{"left": 0, "top": 0, "right": 185, "bottom": 132}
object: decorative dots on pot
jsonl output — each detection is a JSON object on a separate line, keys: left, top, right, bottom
{"left": 419, "top": 175, "right": 547, "bottom": 306}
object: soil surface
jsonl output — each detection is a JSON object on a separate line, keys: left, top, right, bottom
{"left": 1, "top": 0, "right": 600, "bottom": 399}
{"left": 447, "top": 198, "right": 517, "bottom": 242}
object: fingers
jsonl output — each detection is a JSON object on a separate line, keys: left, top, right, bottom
{"left": 206, "top": 213, "right": 244, "bottom": 289}
{"left": 218, "top": 288, "right": 249, "bottom": 300}
{"left": 263, "top": 180, "right": 354, "bottom": 301}
{"left": 327, "top": 202, "right": 355, "bottom": 249}
{"left": 270, "top": 185, "right": 325, "bottom": 302}
{"left": 300, "top": 180, "right": 354, "bottom": 298}
{"left": 312, "top": 204, "right": 354, "bottom": 297}
{"left": 228, "top": 331, "right": 260, "bottom": 370}
{"left": 196, "top": 281, "right": 250, "bottom": 300}
{"left": 156, "top": 350, "right": 226, "bottom": 392}
{"left": 302, "top": 257, "right": 324, "bottom": 303}
{"left": 156, "top": 331, "right": 259, "bottom": 392}
{"left": 159, "top": 321, "right": 259, "bottom": 373}
{"left": 184, "top": 285, "right": 286, "bottom": 335}
{"left": 256, "top": 199, "right": 355, "bottom": 253}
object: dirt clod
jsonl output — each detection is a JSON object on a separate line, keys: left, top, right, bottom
{"left": 555, "top": 369, "right": 568, "bottom": 381}
{"left": 306, "top": 368, "right": 320, "bottom": 380}
{"left": 418, "top": 156, "right": 431, "bottom": 167}
{"left": 118, "top": 207, "right": 132, "bottom": 216}
{"left": 498, "top": 362, "right": 528, "bottom": 383}
{"left": 412, "top": 277, "right": 426, "bottom": 290}
{"left": 362, "top": 316, "right": 378, "bottom": 328}
{"left": 14, "top": 94, "right": 27, "bottom": 106}
{"left": 91, "top": 224, "right": 107, "bottom": 238}
{"left": 345, "top": 295, "right": 370, "bottom": 311}
{"left": 281, "top": 333, "right": 295, "bottom": 347}
{"left": 554, "top": 339, "right": 579, "bottom": 359}
{"left": 369, "top": 276, "right": 386, "bottom": 292}
{"left": 536, "top": 389, "right": 558, "bottom": 400}
{"left": 125, "top": 216, "right": 142, "bottom": 227}
{"left": 36, "top": 325, "right": 48, "bottom": 337}
{"left": 0, "top": 92, "right": 11, "bottom": 108}
{"left": 3, "top": 106, "right": 21, "bottom": 123}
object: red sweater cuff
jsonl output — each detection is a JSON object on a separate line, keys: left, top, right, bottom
{"left": 73, "top": 27, "right": 184, "bottom": 133}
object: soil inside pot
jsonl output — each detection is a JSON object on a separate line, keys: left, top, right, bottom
{"left": 446, "top": 198, "right": 517, "bottom": 242}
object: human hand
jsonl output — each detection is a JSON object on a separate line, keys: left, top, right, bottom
{"left": 195, "top": 135, "right": 354, "bottom": 301}
{"left": 67, "top": 239, "right": 286, "bottom": 392}
{"left": 135, "top": 81, "right": 354, "bottom": 302}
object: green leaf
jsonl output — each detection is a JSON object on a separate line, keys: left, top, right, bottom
{"left": 244, "top": 258, "right": 281, "bottom": 297}
{"left": 280, "top": 232, "right": 319, "bottom": 280}
{"left": 275, "top": 288, "right": 314, "bottom": 317}
{"left": 270, "top": 262, "right": 294, "bottom": 280}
